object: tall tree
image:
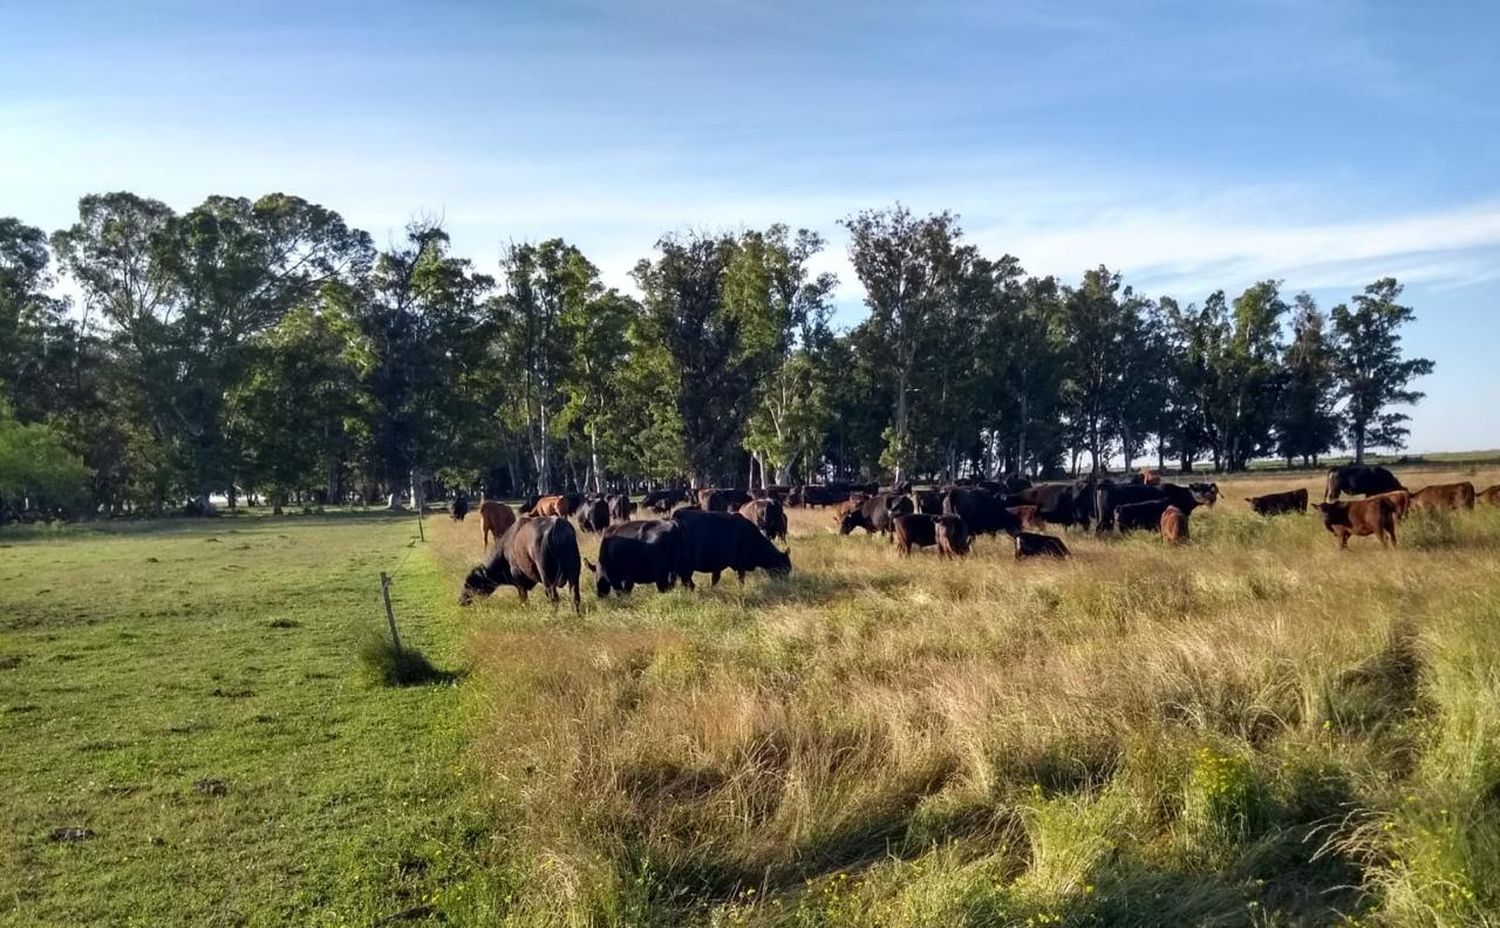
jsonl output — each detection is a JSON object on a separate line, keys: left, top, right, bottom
{"left": 1329, "top": 278, "right": 1434, "bottom": 462}
{"left": 1213, "top": 280, "right": 1287, "bottom": 471}
{"left": 226, "top": 292, "right": 372, "bottom": 512}
{"left": 1275, "top": 293, "right": 1340, "bottom": 466}
{"left": 1058, "top": 266, "right": 1134, "bottom": 473}
{"left": 842, "top": 206, "right": 963, "bottom": 483}
{"left": 559, "top": 286, "right": 640, "bottom": 492}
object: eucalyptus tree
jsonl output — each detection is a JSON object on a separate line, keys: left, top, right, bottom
{"left": 1330, "top": 278, "right": 1433, "bottom": 462}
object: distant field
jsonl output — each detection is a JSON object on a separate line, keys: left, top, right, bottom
{"left": 6, "top": 468, "right": 1500, "bottom": 926}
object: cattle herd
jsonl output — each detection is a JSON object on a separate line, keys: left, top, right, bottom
{"left": 449, "top": 465, "right": 1500, "bottom": 612}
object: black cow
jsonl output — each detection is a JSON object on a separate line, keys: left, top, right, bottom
{"left": 1014, "top": 532, "right": 1071, "bottom": 559}
{"left": 942, "top": 487, "right": 1022, "bottom": 537}
{"left": 792, "top": 485, "right": 852, "bottom": 508}
{"left": 460, "top": 516, "right": 581, "bottom": 612}
{"left": 698, "top": 488, "right": 753, "bottom": 512}
{"left": 1246, "top": 488, "right": 1308, "bottom": 516}
{"left": 1113, "top": 499, "right": 1172, "bottom": 533}
{"left": 671, "top": 508, "right": 791, "bottom": 587}
{"left": 1093, "top": 482, "right": 1213, "bottom": 532}
{"left": 839, "top": 492, "right": 914, "bottom": 537}
{"left": 607, "top": 493, "right": 636, "bottom": 524}
{"left": 643, "top": 488, "right": 689, "bottom": 513}
{"left": 585, "top": 519, "right": 682, "bottom": 597}
{"left": 1325, "top": 465, "right": 1404, "bottom": 502}
{"left": 577, "top": 496, "right": 611, "bottom": 533}
{"left": 1011, "top": 480, "right": 1096, "bottom": 528}
{"left": 450, "top": 495, "right": 470, "bottom": 522}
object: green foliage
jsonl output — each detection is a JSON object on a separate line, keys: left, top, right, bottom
{"left": 1331, "top": 278, "right": 1436, "bottom": 462}
{"left": 0, "top": 405, "right": 92, "bottom": 510}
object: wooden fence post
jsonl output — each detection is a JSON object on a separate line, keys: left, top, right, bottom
{"left": 380, "top": 571, "right": 402, "bottom": 653}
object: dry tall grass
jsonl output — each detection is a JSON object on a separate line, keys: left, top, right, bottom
{"left": 430, "top": 467, "right": 1500, "bottom": 926}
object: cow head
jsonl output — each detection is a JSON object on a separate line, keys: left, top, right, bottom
{"left": 764, "top": 544, "right": 792, "bottom": 576}
{"left": 837, "top": 509, "right": 861, "bottom": 535}
{"left": 458, "top": 565, "right": 500, "bottom": 606}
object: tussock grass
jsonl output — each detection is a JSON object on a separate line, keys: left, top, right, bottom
{"left": 433, "top": 469, "right": 1500, "bottom": 925}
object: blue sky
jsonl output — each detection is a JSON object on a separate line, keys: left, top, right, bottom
{"left": 3, "top": 0, "right": 1497, "bottom": 452}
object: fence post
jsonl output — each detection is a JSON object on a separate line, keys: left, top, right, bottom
{"left": 380, "top": 571, "right": 402, "bottom": 653}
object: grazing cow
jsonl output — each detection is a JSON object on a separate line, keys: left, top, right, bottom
{"left": 1316, "top": 499, "right": 1397, "bottom": 550}
{"left": 585, "top": 519, "right": 682, "bottom": 597}
{"left": 839, "top": 492, "right": 914, "bottom": 537}
{"left": 1480, "top": 485, "right": 1500, "bottom": 507}
{"left": 1188, "top": 483, "right": 1220, "bottom": 507}
{"left": 671, "top": 508, "right": 791, "bottom": 587}
{"left": 450, "top": 495, "right": 470, "bottom": 521}
{"left": 1007, "top": 505, "right": 1042, "bottom": 530}
{"left": 738, "top": 498, "right": 788, "bottom": 541}
{"left": 1160, "top": 505, "right": 1188, "bottom": 545}
{"left": 478, "top": 500, "right": 516, "bottom": 549}
{"left": 1325, "top": 465, "right": 1404, "bottom": 502}
{"left": 1245, "top": 488, "right": 1308, "bottom": 516}
{"left": 935, "top": 515, "right": 971, "bottom": 558}
{"left": 607, "top": 493, "right": 636, "bottom": 524}
{"left": 1113, "top": 499, "right": 1172, "bottom": 533}
{"left": 1094, "top": 483, "right": 1213, "bottom": 532}
{"left": 942, "top": 487, "right": 1023, "bottom": 538}
{"left": 891, "top": 513, "right": 938, "bottom": 556}
{"left": 1368, "top": 490, "right": 1412, "bottom": 521}
{"left": 642, "top": 488, "right": 689, "bottom": 513}
{"left": 1014, "top": 532, "right": 1070, "bottom": 560}
{"left": 577, "top": 496, "right": 611, "bottom": 533}
{"left": 1411, "top": 482, "right": 1477, "bottom": 512}
{"left": 460, "top": 516, "right": 581, "bottom": 611}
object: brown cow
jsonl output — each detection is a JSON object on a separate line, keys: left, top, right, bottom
{"left": 935, "top": 515, "right": 970, "bottom": 558}
{"left": 526, "top": 495, "right": 567, "bottom": 517}
{"left": 1316, "top": 499, "right": 1397, "bottom": 550}
{"left": 738, "top": 498, "right": 788, "bottom": 541}
{"left": 1368, "top": 489, "right": 1412, "bottom": 521}
{"left": 1411, "top": 482, "right": 1476, "bottom": 512}
{"left": 891, "top": 513, "right": 938, "bottom": 556}
{"left": 479, "top": 500, "right": 516, "bottom": 549}
{"left": 1159, "top": 505, "right": 1188, "bottom": 545}
{"left": 1007, "top": 505, "right": 1042, "bottom": 530}
{"left": 1480, "top": 485, "right": 1500, "bottom": 507}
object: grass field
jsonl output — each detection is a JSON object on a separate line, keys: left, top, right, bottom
{"left": 6, "top": 465, "right": 1500, "bottom": 926}
{"left": 0, "top": 514, "right": 505, "bottom": 926}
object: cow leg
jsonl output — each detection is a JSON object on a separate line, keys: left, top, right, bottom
{"left": 516, "top": 587, "right": 529, "bottom": 603}
{"left": 736, "top": 570, "right": 746, "bottom": 585}
{"left": 621, "top": 581, "right": 635, "bottom": 594}
{"left": 571, "top": 581, "right": 581, "bottom": 614}
{"left": 710, "top": 570, "right": 722, "bottom": 587}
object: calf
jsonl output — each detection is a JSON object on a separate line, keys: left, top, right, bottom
{"left": 479, "top": 500, "right": 516, "bottom": 549}
{"left": 935, "top": 515, "right": 970, "bottom": 558}
{"left": 1480, "top": 485, "right": 1500, "bottom": 507}
{"left": 1113, "top": 499, "right": 1172, "bottom": 533}
{"left": 891, "top": 513, "right": 938, "bottom": 555}
{"left": 450, "top": 495, "right": 470, "bottom": 521}
{"left": 1411, "top": 482, "right": 1476, "bottom": 512}
{"left": 1316, "top": 499, "right": 1397, "bottom": 550}
{"left": 1014, "top": 532, "right": 1070, "bottom": 560}
{"left": 1160, "top": 506, "right": 1189, "bottom": 545}
{"left": 1245, "top": 488, "right": 1308, "bottom": 516}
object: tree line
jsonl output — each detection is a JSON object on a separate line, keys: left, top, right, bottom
{"left": 0, "top": 194, "right": 1434, "bottom": 516}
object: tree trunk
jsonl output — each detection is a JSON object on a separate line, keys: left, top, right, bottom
{"left": 589, "top": 422, "right": 603, "bottom": 494}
